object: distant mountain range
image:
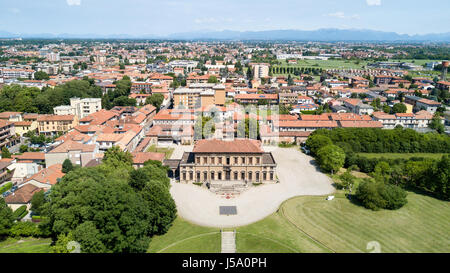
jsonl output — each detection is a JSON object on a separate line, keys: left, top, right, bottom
{"left": 1, "top": 28, "right": 450, "bottom": 42}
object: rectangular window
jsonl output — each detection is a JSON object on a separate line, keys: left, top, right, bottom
{"left": 241, "top": 157, "right": 245, "bottom": 165}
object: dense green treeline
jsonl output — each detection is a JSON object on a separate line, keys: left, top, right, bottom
{"left": 307, "top": 128, "right": 450, "bottom": 201}
{"left": 0, "top": 76, "right": 136, "bottom": 114}
{"left": 311, "top": 128, "right": 450, "bottom": 154}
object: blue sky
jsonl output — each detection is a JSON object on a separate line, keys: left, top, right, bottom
{"left": 1, "top": 0, "right": 449, "bottom": 36}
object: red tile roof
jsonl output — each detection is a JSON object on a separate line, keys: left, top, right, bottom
{"left": 25, "top": 164, "right": 64, "bottom": 186}
{"left": 4, "top": 184, "right": 42, "bottom": 204}
{"left": 132, "top": 152, "right": 165, "bottom": 164}
{"left": 193, "top": 139, "right": 263, "bottom": 154}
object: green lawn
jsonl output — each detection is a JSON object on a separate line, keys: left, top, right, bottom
{"left": 235, "top": 213, "right": 330, "bottom": 253}
{"left": 0, "top": 237, "right": 52, "bottom": 253}
{"left": 357, "top": 153, "right": 448, "bottom": 160}
{"left": 281, "top": 192, "right": 450, "bottom": 253}
{"left": 146, "top": 145, "right": 174, "bottom": 159}
{"left": 148, "top": 218, "right": 221, "bottom": 253}
{"left": 273, "top": 59, "right": 368, "bottom": 71}
{"left": 150, "top": 189, "right": 449, "bottom": 253}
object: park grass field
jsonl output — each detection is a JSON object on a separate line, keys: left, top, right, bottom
{"left": 147, "top": 145, "right": 174, "bottom": 159}
{"left": 357, "top": 153, "right": 448, "bottom": 160}
{"left": 150, "top": 190, "right": 449, "bottom": 253}
{"left": 281, "top": 192, "right": 450, "bottom": 253}
{"left": 235, "top": 212, "right": 330, "bottom": 253}
{"left": 147, "top": 218, "right": 221, "bottom": 253}
{"left": 0, "top": 237, "right": 51, "bottom": 253}
{"left": 276, "top": 59, "right": 368, "bottom": 70}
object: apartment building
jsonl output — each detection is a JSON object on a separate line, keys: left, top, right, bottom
{"left": 234, "top": 94, "right": 278, "bottom": 105}
{"left": 372, "top": 111, "right": 439, "bottom": 129}
{"left": 45, "top": 140, "right": 97, "bottom": 167}
{"left": 37, "top": 115, "right": 79, "bottom": 135}
{"left": 250, "top": 63, "right": 270, "bottom": 79}
{"left": 0, "top": 119, "right": 16, "bottom": 149}
{"left": 0, "top": 68, "right": 35, "bottom": 79}
{"left": 53, "top": 98, "right": 102, "bottom": 119}
{"left": 173, "top": 85, "right": 226, "bottom": 109}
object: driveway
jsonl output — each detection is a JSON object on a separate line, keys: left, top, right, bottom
{"left": 170, "top": 147, "right": 335, "bottom": 228}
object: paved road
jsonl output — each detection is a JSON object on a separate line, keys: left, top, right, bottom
{"left": 170, "top": 147, "right": 335, "bottom": 228}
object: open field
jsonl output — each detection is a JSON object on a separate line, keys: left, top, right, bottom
{"left": 148, "top": 218, "right": 221, "bottom": 253}
{"left": 235, "top": 212, "right": 330, "bottom": 253}
{"left": 146, "top": 145, "right": 174, "bottom": 159}
{"left": 0, "top": 237, "right": 51, "bottom": 253}
{"left": 277, "top": 59, "right": 368, "bottom": 70}
{"left": 357, "top": 153, "right": 448, "bottom": 160}
{"left": 152, "top": 190, "right": 450, "bottom": 253}
{"left": 282, "top": 192, "right": 450, "bottom": 253}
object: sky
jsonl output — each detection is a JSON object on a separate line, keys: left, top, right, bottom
{"left": 1, "top": 0, "right": 449, "bottom": 36}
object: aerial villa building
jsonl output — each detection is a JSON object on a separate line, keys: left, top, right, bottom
{"left": 178, "top": 139, "right": 277, "bottom": 185}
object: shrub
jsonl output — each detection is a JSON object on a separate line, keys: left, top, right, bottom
{"left": 355, "top": 179, "right": 407, "bottom": 211}
{"left": 12, "top": 205, "right": 28, "bottom": 220}
{"left": 9, "top": 222, "right": 42, "bottom": 238}
{"left": 0, "top": 182, "right": 13, "bottom": 194}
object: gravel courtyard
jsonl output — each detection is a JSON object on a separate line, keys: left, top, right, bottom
{"left": 170, "top": 146, "right": 335, "bottom": 228}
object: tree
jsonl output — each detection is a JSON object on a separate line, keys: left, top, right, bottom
{"left": 34, "top": 71, "right": 50, "bottom": 80}
{"left": 355, "top": 179, "right": 386, "bottom": 211}
{"left": 316, "top": 145, "right": 346, "bottom": 174}
{"left": 72, "top": 221, "right": 106, "bottom": 253}
{"left": 41, "top": 167, "right": 152, "bottom": 253}
{"left": 0, "top": 198, "right": 14, "bottom": 236}
{"left": 207, "top": 75, "right": 218, "bottom": 83}
{"left": 31, "top": 190, "right": 45, "bottom": 215}
{"left": 103, "top": 146, "right": 133, "bottom": 169}
{"left": 52, "top": 232, "right": 75, "bottom": 253}
{"left": 141, "top": 182, "right": 176, "bottom": 235}
{"left": 338, "top": 170, "right": 356, "bottom": 190}
{"left": 429, "top": 115, "right": 445, "bottom": 134}
{"left": 146, "top": 93, "right": 164, "bottom": 110}
{"left": 62, "top": 158, "right": 74, "bottom": 174}
{"left": 392, "top": 103, "right": 407, "bottom": 114}
{"left": 1, "top": 147, "right": 11, "bottom": 158}
{"left": 19, "top": 145, "right": 28, "bottom": 153}
{"left": 306, "top": 135, "right": 332, "bottom": 155}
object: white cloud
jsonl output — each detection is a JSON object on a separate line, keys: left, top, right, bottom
{"left": 326, "top": 12, "right": 360, "bottom": 20}
{"left": 366, "top": 0, "right": 381, "bottom": 6}
{"left": 67, "top": 0, "right": 81, "bottom": 6}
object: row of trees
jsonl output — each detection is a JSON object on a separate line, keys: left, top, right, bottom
{"left": 306, "top": 128, "right": 450, "bottom": 202}
{"left": 270, "top": 66, "right": 323, "bottom": 76}
{"left": 0, "top": 79, "right": 102, "bottom": 114}
{"left": 310, "top": 128, "right": 450, "bottom": 154}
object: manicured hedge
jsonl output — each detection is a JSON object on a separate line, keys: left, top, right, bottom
{"left": 0, "top": 182, "right": 12, "bottom": 194}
